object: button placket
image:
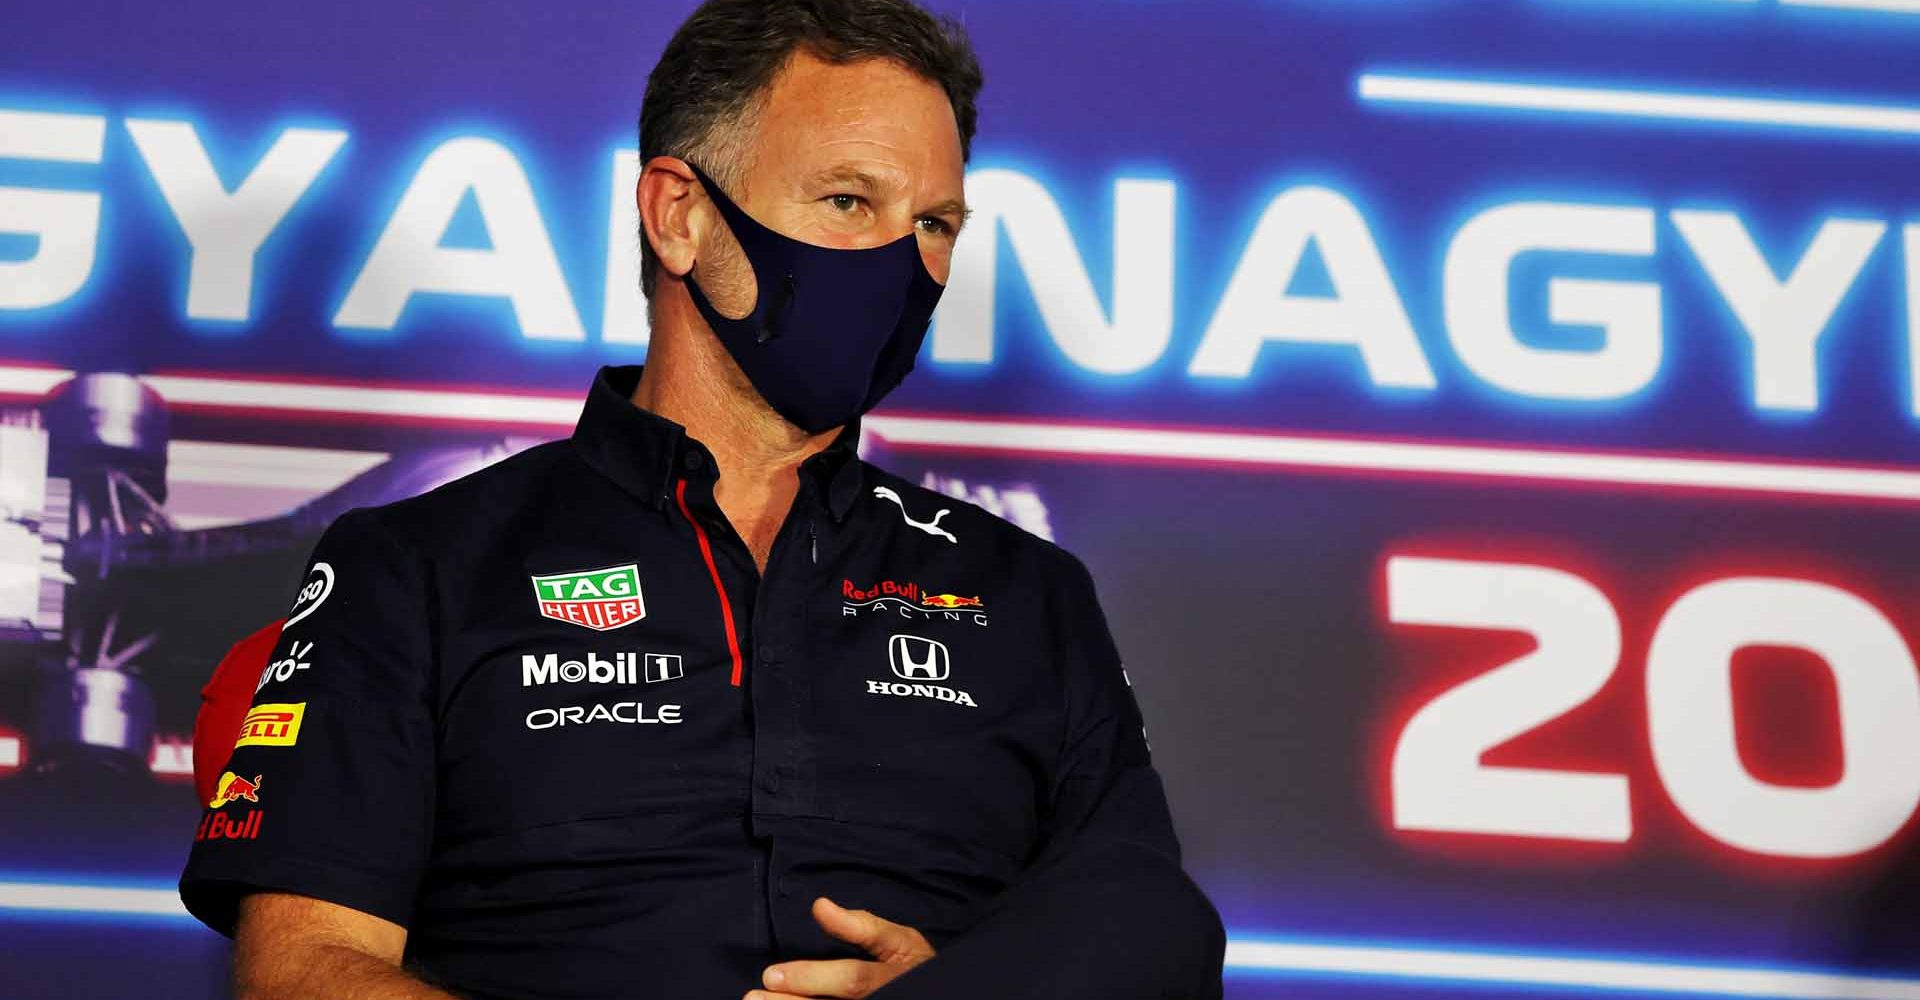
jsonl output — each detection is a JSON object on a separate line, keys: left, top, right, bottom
{"left": 751, "top": 474, "right": 827, "bottom": 819}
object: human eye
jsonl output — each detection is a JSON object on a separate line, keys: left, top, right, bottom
{"left": 915, "top": 215, "right": 953, "bottom": 237}
{"left": 825, "top": 193, "right": 864, "bottom": 213}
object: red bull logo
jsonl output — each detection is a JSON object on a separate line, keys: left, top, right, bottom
{"left": 208, "top": 771, "right": 263, "bottom": 809}
{"left": 196, "top": 810, "right": 263, "bottom": 842}
{"left": 920, "top": 593, "right": 984, "bottom": 609}
{"left": 844, "top": 579, "right": 920, "bottom": 603}
{"left": 842, "top": 578, "right": 991, "bottom": 627}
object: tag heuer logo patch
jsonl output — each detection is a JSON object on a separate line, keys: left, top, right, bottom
{"left": 531, "top": 563, "right": 646, "bottom": 631}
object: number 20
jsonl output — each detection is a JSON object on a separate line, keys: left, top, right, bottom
{"left": 1387, "top": 556, "right": 1920, "bottom": 860}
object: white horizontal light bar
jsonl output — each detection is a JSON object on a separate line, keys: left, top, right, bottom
{"left": 1, "top": 365, "right": 1916, "bottom": 503}
{"left": 1669, "top": 0, "right": 1920, "bottom": 11}
{"left": 1358, "top": 72, "right": 1920, "bottom": 136}
{"left": 1782, "top": 0, "right": 1920, "bottom": 13}
{"left": 0, "top": 365, "right": 76, "bottom": 396}
{"left": 167, "top": 440, "right": 390, "bottom": 490}
{"left": 139, "top": 373, "right": 584, "bottom": 427}
{"left": 0, "top": 364, "right": 580, "bottom": 427}
{"left": 1226, "top": 940, "right": 1920, "bottom": 999}
{"left": 0, "top": 881, "right": 190, "bottom": 919}
{"left": 864, "top": 414, "right": 1920, "bottom": 503}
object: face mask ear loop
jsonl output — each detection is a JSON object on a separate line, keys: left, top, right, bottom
{"left": 682, "top": 159, "right": 774, "bottom": 331}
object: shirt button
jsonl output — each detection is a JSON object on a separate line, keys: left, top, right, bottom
{"left": 759, "top": 769, "right": 781, "bottom": 793}
{"left": 682, "top": 450, "right": 704, "bottom": 470}
{"left": 760, "top": 643, "right": 782, "bottom": 664}
{"left": 776, "top": 875, "right": 791, "bottom": 897}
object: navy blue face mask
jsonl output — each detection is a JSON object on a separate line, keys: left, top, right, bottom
{"left": 680, "top": 159, "right": 946, "bottom": 434}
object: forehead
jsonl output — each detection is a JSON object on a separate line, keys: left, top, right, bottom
{"left": 742, "top": 47, "right": 963, "bottom": 187}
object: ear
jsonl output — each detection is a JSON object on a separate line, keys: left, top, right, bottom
{"left": 638, "top": 155, "right": 702, "bottom": 282}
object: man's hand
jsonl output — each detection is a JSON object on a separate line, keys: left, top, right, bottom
{"left": 746, "top": 896, "right": 935, "bottom": 999}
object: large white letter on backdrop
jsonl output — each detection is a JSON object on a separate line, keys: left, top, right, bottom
{"left": 335, "top": 136, "right": 584, "bottom": 341}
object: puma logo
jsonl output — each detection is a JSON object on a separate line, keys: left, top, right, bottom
{"left": 873, "top": 486, "right": 957, "bottom": 544}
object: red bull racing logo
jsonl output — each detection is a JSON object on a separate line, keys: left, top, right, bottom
{"left": 196, "top": 810, "right": 263, "bottom": 841}
{"left": 842, "top": 579, "right": 989, "bottom": 626}
{"left": 200, "top": 771, "right": 265, "bottom": 842}
{"left": 920, "top": 593, "right": 984, "bottom": 609}
{"left": 208, "top": 771, "right": 263, "bottom": 808}
{"left": 532, "top": 563, "right": 647, "bottom": 632}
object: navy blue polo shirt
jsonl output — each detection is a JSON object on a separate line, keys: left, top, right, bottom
{"left": 179, "top": 363, "right": 1223, "bottom": 999}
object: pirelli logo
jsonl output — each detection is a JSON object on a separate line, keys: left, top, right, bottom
{"left": 235, "top": 703, "right": 306, "bottom": 748}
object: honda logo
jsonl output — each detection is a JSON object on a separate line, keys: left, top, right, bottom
{"left": 888, "top": 634, "right": 950, "bottom": 681}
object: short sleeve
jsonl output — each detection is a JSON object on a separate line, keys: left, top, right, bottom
{"left": 178, "top": 506, "right": 437, "bottom": 937}
{"left": 1039, "top": 545, "right": 1181, "bottom": 863}
{"left": 192, "top": 617, "right": 284, "bottom": 806}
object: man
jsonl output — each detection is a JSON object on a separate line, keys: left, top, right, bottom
{"left": 178, "top": 1, "right": 1226, "bottom": 997}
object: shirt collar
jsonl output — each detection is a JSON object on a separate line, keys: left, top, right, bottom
{"left": 569, "top": 363, "right": 865, "bottom": 523}
{"left": 805, "top": 413, "right": 867, "bottom": 525}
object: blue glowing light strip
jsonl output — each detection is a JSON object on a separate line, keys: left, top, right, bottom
{"left": 0, "top": 880, "right": 192, "bottom": 919}
{"left": 1666, "top": 0, "right": 1920, "bottom": 13}
{"left": 6, "top": 884, "right": 1917, "bottom": 1000}
{"left": 1357, "top": 72, "right": 1920, "bottom": 137}
{"left": 1226, "top": 938, "right": 1920, "bottom": 999}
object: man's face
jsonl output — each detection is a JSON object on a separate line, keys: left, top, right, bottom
{"left": 694, "top": 47, "right": 969, "bottom": 314}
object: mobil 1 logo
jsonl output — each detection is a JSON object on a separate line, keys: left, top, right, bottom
{"left": 522, "top": 651, "right": 684, "bottom": 687}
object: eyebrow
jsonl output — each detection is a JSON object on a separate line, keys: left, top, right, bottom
{"left": 925, "top": 196, "right": 973, "bottom": 235}
{"left": 804, "top": 165, "right": 972, "bottom": 234}
{"left": 806, "top": 165, "right": 884, "bottom": 196}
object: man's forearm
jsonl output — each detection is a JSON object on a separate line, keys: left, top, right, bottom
{"left": 872, "top": 837, "right": 1226, "bottom": 1000}
{"left": 235, "top": 941, "right": 461, "bottom": 1000}
{"left": 870, "top": 750, "right": 1226, "bottom": 998}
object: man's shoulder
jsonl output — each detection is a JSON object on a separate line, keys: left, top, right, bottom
{"left": 340, "top": 438, "right": 581, "bottom": 551}
{"left": 857, "top": 461, "right": 1088, "bottom": 584}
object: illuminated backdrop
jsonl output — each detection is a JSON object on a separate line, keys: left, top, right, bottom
{"left": 2, "top": 1, "right": 1918, "bottom": 997}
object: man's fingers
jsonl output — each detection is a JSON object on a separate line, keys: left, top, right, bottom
{"left": 811, "top": 897, "right": 887, "bottom": 954}
{"left": 809, "top": 896, "right": 930, "bottom": 961}
{"left": 752, "top": 897, "right": 934, "bottom": 998}
{"left": 762, "top": 957, "right": 884, "bottom": 999}
{"left": 743, "top": 992, "right": 809, "bottom": 1000}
